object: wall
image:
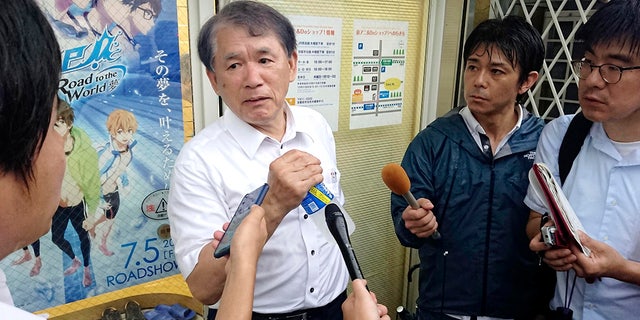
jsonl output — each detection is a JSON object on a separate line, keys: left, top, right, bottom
{"left": 436, "top": 0, "right": 465, "bottom": 116}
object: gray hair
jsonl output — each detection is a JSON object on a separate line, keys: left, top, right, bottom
{"left": 197, "top": 0, "right": 296, "bottom": 72}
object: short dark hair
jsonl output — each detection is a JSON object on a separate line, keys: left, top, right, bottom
{"left": 463, "top": 15, "right": 544, "bottom": 102}
{"left": 197, "top": 0, "right": 296, "bottom": 72}
{"left": 0, "top": 0, "right": 61, "bottom": 185}
{"left": 576, "top": 0, "right": 640, "bottom": 57}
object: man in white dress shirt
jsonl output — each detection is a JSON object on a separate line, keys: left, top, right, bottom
{"left": 167, "top": 1, "right": 351, "bottom": 319}
{"left": 527, "top": 1, "right": 640, "bottom": 319}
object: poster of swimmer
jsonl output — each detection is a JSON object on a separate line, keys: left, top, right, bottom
{"left": 0, "top": 0, "right": 184, "bottom": 312}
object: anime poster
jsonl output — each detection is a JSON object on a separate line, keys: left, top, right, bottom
{"left": 0, "top": 0, "right": 184, "bottom": 312}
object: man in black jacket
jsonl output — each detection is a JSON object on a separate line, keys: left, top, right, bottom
{"left": 392, "top": 16, "right": 552, "bottom": 319}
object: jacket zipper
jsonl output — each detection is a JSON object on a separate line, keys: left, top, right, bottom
{"left": 481, "top": 159, "right": 495, "bottom": 314}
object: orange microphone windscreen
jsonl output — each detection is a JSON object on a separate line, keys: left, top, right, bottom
{"left": 381, "top": 163, "right": 411, "bottom": 195}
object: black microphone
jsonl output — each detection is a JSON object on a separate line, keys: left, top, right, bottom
{"left": 325, "top": 203, "right": 366, "bottom": 282}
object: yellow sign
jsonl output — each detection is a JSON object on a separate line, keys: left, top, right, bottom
{"left": 384, "top": 77, "right": 402, "bottom": 90}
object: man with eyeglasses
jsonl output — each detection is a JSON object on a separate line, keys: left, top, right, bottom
{"left": 526, "top": 1, "right": 640, "bottom": 319}
{"left": 114, "top": 0, "right": 161, "bottom": 42}
{"left": 46, "top": 0, "right": 161, "bottom": 47}
{"left": 571, "top": 59, "right": 640, "bottom": 85}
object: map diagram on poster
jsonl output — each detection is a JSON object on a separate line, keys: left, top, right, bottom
{"left": 350, "top": 19, "right": 408, "bottom": 130}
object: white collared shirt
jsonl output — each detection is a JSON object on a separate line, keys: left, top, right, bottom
{"left": 168, "top": 104, "right": 349, "bottom": 313}
{"left": 0, "top": 302, "right": 46, "bottom": 319}
{"left": 0, "top": 270, "right": 12, "bottom": 306}
{"left": 525, "top": 115, "right": 640, "bottom": 319}
{"left": 0, "top": 270, "right": 44, "bottom": 319}
{"left": 459, "top": 105, "right": 523, "bottom": 157}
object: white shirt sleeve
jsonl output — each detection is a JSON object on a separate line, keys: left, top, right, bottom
{"left": 524, "top": 115, "right": 573, "bottom": 214}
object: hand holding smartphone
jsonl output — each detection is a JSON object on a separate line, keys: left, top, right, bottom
{"left": 213, "top": 183, "right": 269, "bottom": 258}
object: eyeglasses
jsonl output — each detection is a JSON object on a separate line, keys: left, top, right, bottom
{"left": 137, "top": 7, "right": 157, "bottom": 20}
{"left": 571, "top": 59, "right": 640, "bottom": 84}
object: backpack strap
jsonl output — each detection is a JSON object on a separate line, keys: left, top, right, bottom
{"left": 558, "top": 112, "right": 593, "bottom": 185}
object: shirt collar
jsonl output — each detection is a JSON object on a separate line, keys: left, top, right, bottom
{"left": 460, "top": 104, "right": 524, "bottom": 154}
{"left": 283, "top": 105, "right": 318, "bottom": 144}
{"left": 460, "top": 104, "right": 523, "bottom": 135}
{"left": 223, "top": 104, "right": 314, "bottom": 158}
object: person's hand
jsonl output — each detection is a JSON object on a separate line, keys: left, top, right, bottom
{"left": 217, "top": 205, "right": 268, "bottom": 276}
{"left": 211, "top": 222, "right": 230, "bottom": 252}
{"left": 529, "top": 231, "right": 576, "bottom": 271}
{"left": 215, "top": 206, "right": 268, "bottom": 317}
{"left": 571, "top": 231, "right": 624, "bottom": 281}
{"left": 211, "top": 206, "right": 268, "bottom": 264}
{"left": 342, "top": 280, "right": 390, "bottom": 320}
{"left": 230, "top": 205, "right": 268, "bottom": 261}
{"left": 262, "top": 150, "right": 323, "bottom": 230}
{"left": 401, "top": 198, "right": 438, "bottom": 238}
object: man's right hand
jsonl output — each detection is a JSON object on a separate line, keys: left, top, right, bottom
{"left": 261, "top": 150, "right": 323, "bottom": 234}
{"left": 529, "top": 232, "right": 576, "bottom": 271}
{"left": 401, "top": 198, "right": 438, "bottom": 238}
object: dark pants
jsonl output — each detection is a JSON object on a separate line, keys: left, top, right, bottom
{"left": 417, "top": 310, "right": 476, "bottom": 320}
{"left": 207, "top": 291, "right": 346, "bottom": 320}
{"left": 418, "top": 309, "right": 551, "bottom": 320}
{"left": 51, "top": 201, "right": 91, "bottom": 266}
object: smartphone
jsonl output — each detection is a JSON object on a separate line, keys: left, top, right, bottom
{"left": 213, "top": 183, "right": 269, "bottom": 258}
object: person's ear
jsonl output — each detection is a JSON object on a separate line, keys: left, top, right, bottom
{"left": 518, "top": 71, "right": 539, "bottom": 95}
{"left": 288, "top": 51, "right": 298, "bottom": 82}
{"left": 206, "top": 69, "right": 220, "bottom": 94}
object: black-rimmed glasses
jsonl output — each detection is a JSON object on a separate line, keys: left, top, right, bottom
{"left": 137, "top": 7, "right": 157, "bottom": 20}
{"left": 571, "top": 59, "right": 640, "bottom": 84}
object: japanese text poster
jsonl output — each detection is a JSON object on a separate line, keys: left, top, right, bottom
{"left": 287, "top": 16, "right": 342, "bottom": 131}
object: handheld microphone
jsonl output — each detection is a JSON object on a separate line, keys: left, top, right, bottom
{"left": 382, "top": 163, "right": 441, "bottom": 240}
{"left": 325, "top": 203, "right": 366, "bottom": 283}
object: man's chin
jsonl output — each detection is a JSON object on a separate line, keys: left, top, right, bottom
{"left": 579, "top": 108, "right": 604, "bottom": 122}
